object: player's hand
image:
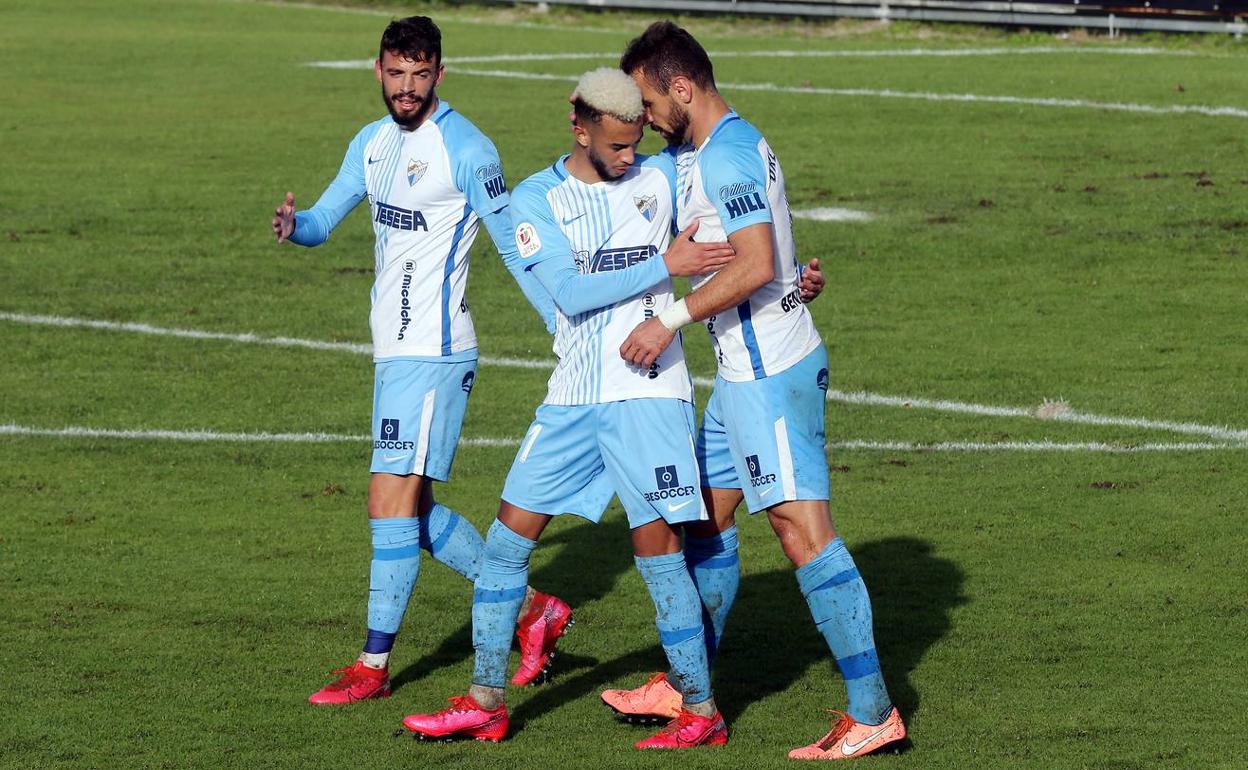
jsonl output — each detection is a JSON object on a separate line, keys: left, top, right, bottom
{"left": 799, "top": 258, "right": 825, "bottom": 302}
{"left": 662, "top": 221, "right": 735, "bottom": 277}
{"left": 273, "top": 192, "right": 296, "bottom": 243}
{"left": 620, "top": 317, "right": 676, "bottom": 370}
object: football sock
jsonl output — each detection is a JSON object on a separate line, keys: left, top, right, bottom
{"left": 471, "top": 520, "right": 536, "bottom": 689}
{"left": 363, "top": 517, "right": 422, "bottom": 661}
{"left": 419, "top": 503, "right": 484, "bottom": 581}
{"left": 468, "top": 683, "right": 505, "bottom": 710}
{"left": 684, "top": 525, "right": 740, "bottom": 661}
{"left": 636, "top": 551, "right": 712, "bottom": 705}
{"left": 796, "top": 537, "right": 892, "bottom": 725}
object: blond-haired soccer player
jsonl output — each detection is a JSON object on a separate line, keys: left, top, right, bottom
{"left": 401, "top": 68, "right": 736, "bottom": 749}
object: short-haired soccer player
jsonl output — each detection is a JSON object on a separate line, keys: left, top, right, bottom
{"left": 400, "top": 68, "right": 738, "bottom": 749}
{"left": 603, "top": 21, "right": 908, "bottom": 759}
{"left": 271, "top": 16, "right": 571, "bottom": 705}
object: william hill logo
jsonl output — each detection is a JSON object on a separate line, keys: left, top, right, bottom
{"left": 476, "top": 162, "right": 506, "bottom": 199}
{"left": 719, "top": 182, "right": 765, "bottom": 221}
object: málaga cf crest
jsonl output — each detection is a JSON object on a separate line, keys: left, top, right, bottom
{"left": 407, "top": 159, "right": 428, "bottom": 187}
{"left": 633, "top": 194, "right": 657, "bottom": 223}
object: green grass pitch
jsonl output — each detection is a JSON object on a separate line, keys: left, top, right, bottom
{"left": 1, "top": 1, "right": 1246, "bottom": 768}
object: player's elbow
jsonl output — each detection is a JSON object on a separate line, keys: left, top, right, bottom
{"left": 745, "top": 257, "right": 774, "bottom": 292}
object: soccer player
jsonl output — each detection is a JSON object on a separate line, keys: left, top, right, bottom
{"left": 604, "top": 22, "right": 908, "bottom": 759}
{"left": 271, "top": 16, "right": 571, "bottom": 705}
{"left": 400, "top": 68, "right": 737, "bottom": 749}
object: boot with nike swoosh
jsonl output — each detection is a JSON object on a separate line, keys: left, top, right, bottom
{"left": 788, "top": 706, "right": 905, "bottom": 760}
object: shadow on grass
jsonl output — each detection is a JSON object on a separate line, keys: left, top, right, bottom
{"left": 509, "top": 535, "right": 964, "bottom": 730}
{"left": 391, "top": 512, "right": 636, "bottom": 692}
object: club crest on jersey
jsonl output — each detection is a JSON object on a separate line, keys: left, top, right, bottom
{"left": 515, "top": 222, "right": 541, "bottom": 258}
{"left": 633, "top": 194, "right": 657, "bottom": 222}
{"left": 407, "top": 159, "right": 428, "bottom": 186}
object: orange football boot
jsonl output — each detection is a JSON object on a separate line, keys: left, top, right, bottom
{"left": 601, "top": 672, "right": 683, "bottom": 724}
{"left": 788, "top": 707, "right": 906, "bottom": 760}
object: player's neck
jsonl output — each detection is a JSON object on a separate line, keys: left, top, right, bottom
{"left": 565, "top": 147, "right": 609, "bottom": 185}
{"left": 687, "top": 94, "right": 730, "bottom": 148}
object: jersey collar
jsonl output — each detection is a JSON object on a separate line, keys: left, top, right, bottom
{"left": 698, "top": 110, "right": 740, "bottom": 152}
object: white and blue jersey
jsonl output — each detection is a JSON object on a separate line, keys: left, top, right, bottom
{"left": 510, "top": 154, "right": 693, "bottom": 406}
{"left": 675, "top": 112, "right": 822, "bottom": 382}
{"left": 290, "top": 100, "right": 553, "bottom": 361}
{"left": 500, "top": 154, "right": 705, "bottom": 527}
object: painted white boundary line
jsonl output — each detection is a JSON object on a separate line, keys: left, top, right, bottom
{"left": 2, "top": 423, "right": 1239, "bottom": 452}
{"left": 793, "top": 207, "right": 874, "bottom": 222}
{"left": 444, "top": 66, "right": 1248, "bottom": 120}
{"left": 5, "top": 311, "right": 1247, "bottom": 444}
{"left": 307, "top": 46, "right": 1194, "bottom": 70}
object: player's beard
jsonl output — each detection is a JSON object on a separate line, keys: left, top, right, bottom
{"left": 656, "top": 102, "right": 691, "bottom": 147}
{"left": 587, "top": 146, "right": 627, "bottom": 182}
{"left": 382, "top": 84, "right": 435, "bottom": 130}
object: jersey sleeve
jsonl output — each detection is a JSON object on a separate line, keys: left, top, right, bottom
{"left": 290, "top": 125, "right": 371, "bottom": 247}
{"left": 443, "top": 116, "right": 510, "bottom": 217}
{"left": 512, "top": 183, "right": 667, "bottom": 317}
{"left": 479, "top": 204, "right": 557, "bottom": 333}
{"left": 699, "top": 139, "right": 773, "bottom": 237}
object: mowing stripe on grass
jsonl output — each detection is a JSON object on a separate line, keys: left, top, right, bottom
{"left": 440, "top": 67, "right": 1248, "bottom": 120}
{"left": 2, "top": 424, "right": 1240, "bottom": 452}
{"left": 4, "top": 311, "right": 1246, "bottom": 443}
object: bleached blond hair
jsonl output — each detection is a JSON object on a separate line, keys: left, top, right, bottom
{"left": 571, "top": 67, "right": 644, "bottom": 123}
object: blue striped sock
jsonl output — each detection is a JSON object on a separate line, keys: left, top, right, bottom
{"left": 684, "top": 526, "right": 740, "bottom": 662}
{"left": 419, "top": 503, "right": 484, "bottom": 581}
{"left": 471, "top": 520, "right": 536, "bottom": 688}
{"left": 364, "top": 517, "right": 421, "bottom": 654}
{"left": 796, "top": 538, "right": 892, "bottom": 724}
{"left": 637, "top": 551, "right": 711, "bottom": 705}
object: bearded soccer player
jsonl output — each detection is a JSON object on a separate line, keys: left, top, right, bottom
{"left": 401, "top": 68, "right": 739, "bottom": 749}
{"left": 271, "top": 16, "right": 571, "bottom": 704}
{"left": 604, "top": 22, "right": 907, "bottom": 759}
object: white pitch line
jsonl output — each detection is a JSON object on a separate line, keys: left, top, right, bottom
{"left": 828, "top": 439, "right": 1241, "bottom": 453}
{"left": 2, "top": 424, "right": 1239, "bottom": 453}
{"left": 306, "top": 46, "right": 1191, "bottom": 70}
{"left": 0, "top": 423, "right": 520, "bottom": 447}
{"left": 444, "top": 67, "right": 1248, "bottom": 121}
{"left": 793, "top": 207, "right": 874, "bottom": 222}
{"left": 5, "top": 311, "right": 1247, "bottom": 444}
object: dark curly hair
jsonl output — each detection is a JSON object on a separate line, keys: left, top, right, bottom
{"left": 379, "top": 16, "right": 441, "bottom": 64}
{"left": 619, "top": 21, "right": 715, "bottom": 93}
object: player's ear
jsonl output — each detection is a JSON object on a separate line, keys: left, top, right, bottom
{"left": 572, "top": 121, "right": 590, "bottom": 149}
{"left": 671, "top": 76, "right": 694, "bottom": 105}
{"left": 374, "top": 58, "right": 383, "bottom": 83}
{"left": 434, "top": 63, "right": 446, "bottom": 88}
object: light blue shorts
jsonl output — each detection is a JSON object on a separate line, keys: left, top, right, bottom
{"left": 697, "top": 345, "right": 831, "bottom": 513}
{"left": 369, "top": 357, "right": 477, "bottom": 480}
{"left": 502, "top": 398, "right": 708, "bottom": 530}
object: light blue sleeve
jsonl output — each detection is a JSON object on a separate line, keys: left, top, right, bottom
{"left": 443, "top": 113, "right": 510, "bottom": 216}
{"left": 511, "top": 183, "right": 668, "bottom": 317}
{"left": 700, "top": 137, "right": 773, "bottom": 237}
{"left": 290, "top": 124, "right": 374, "bottom": 247}
{"left": 478, "top": 205, "right": 557, "bottom": 333}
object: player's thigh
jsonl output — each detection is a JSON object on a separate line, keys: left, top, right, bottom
{"left": 369, "top": 358, "right": 477, "bottom": 481}
{"left": 696, "top": 382, "right": 740, "bottom": 493}
{"left": 501, "top": 404, "right": 615, "bottom": 523}
{"left": 598, "top": 398, "right": 706, "bottom": 530}
{"left": 720, "top": 346, "right": 831, "bottom": 515}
